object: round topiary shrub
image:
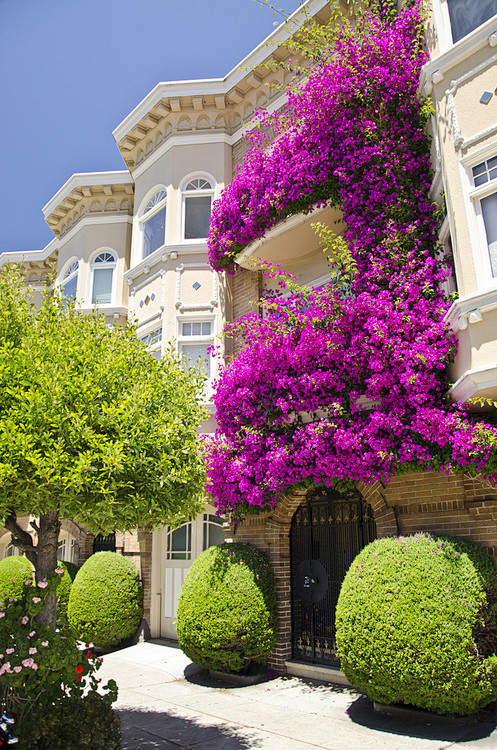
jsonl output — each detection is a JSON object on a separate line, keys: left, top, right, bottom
{"left": 176, "top": 542, "right": 277, "bottom": 673}
{"left": 335, "top": 533, "right": 497, "bottom": 716}
{"left": 67, "top": 551, "right": 143, "bottom": 649}
{"left": 0, "top": 555, "right": 33, "bottom": 601}
{"left": 56, "top": 560, "right": 78, "bottom": 626}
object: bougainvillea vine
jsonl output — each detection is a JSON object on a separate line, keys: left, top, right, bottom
{"left": 205, "top": 2, "right": 497, "bottom": 514}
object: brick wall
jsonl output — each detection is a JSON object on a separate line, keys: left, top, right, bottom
{"left": 230, "top": 471, "right": 497, "bottom": 673}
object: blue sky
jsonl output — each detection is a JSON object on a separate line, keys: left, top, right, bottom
{"left": 0, "top": 0, "right": 296, "bottom": 252}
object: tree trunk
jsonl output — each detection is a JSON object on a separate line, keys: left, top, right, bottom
{"left": 35, "top": 510, "right": 61, "bottom": 629}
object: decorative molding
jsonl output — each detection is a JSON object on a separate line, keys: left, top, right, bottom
{"left": 449, "top": 364, "right": 497, "bottom": 403}
{"left": 175, "top": 262, "right": 218, "bottom": 311}
{"left": 445, "top": 50, "right": 497, "bottom": 149}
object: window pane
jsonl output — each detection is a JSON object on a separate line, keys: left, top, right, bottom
{"left": 184, "top": 196, "right": 211, "bottom": 239}
{"left": 201, "top": 322, "right": 212, "bottom": 336}
{"left": 182, "top": 323, "right": 191, "bottom": 336}
{"left": 92, "top": 268, "right": 113, "bottom": 304}
{"left": 481, "top": 192, "right": 497, "bottom": 277}
{"left": 181, "top": 343, "right": 210, "bottom": 379}
{"left": 143, "top": 207, "right": 166, "bottom": 257}
{"left": 61, "top": 274, "right": 77, "bottom": 301}
{"left": 204, "top": 517, "right": 224, "bottom": 549}
{"left": 192, "top": 322, "right": 201, "bottom": 335}
{"left": 447, "top": 0, "right": 497, "bottom": 43}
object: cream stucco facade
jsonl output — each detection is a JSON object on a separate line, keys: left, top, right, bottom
{"left": 1, "top": 0, "right": 497, "bottom": 649}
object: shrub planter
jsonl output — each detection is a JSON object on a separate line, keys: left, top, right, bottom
{"left": 177, "top": 542, "right": 277, "bottom": 674}
{"left": 209, "top": 662, "right": 272, "bottom": 686}
{"left": 372, "top": 701, "right": 479, "bottom": 726}
{"left": 336, "top": 534, "right": 497, "bottom": 717}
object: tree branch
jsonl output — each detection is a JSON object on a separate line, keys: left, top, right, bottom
{"left": 4, "top": 511, "right": 38, "bottom": 567}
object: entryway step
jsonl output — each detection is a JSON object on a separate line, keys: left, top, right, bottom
{"left": 285, "top": 660, "right": 351, "bottom": 687}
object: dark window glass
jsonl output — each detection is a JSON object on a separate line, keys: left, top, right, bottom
{"left": 447, "top": 0, "right": 497, "bottom": 43}
{"left": 481, "top": 192, "right": 497, "bottom": 276}
{"left": 184, "top": 196, "right": 211, "bottom": 239}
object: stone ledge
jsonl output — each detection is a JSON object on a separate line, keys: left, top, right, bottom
{"left": 285, "top": 660, "right": 351, "bottom": 686}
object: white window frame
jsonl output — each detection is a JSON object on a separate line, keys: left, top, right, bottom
{"left": 460, "top": 144, "right": 497, "bottom": 291}
{"left": 432, "top": 0, "right": 497, "bottom": 52}
{"left": 138, "top": 322, "right": 163, "bottom": 361}
{"left": 87, "top": 248, "right": 118, "bottom": 306}
{"left": 137, "top": 186, "right": 167, "bottom": 262}
{"left": 179, "top": 172, "right": 216, "bottom": 244}
{"left": 0, "top": 535, "right": 20, "bottom": 559}
{"left": 176, "top": 314, "right": 216, "bottom": 401}
{"left": 58, "top": 257, "right": 79, "bottom": 303}
{"left": 57, "top": 531, "right": 76, "bottom": 564}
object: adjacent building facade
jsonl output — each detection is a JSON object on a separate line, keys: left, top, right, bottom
{"left": 1, "top": 0, "right": 497, "bottom": 676}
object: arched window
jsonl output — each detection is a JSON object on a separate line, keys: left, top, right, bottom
{"left": 57, "top": 531, "right": 76, "bottom": 563}
{"left": 181, "top": 176, "right": 214, "bottom": 240}
{"left": 140, "top": 188, "right": 167, "bottom": 258}
{"left": 90, "top": 250, "right": 117, "bottom": 305}
{"left": 60, "top": 260, "right": 78, "bottom": 302}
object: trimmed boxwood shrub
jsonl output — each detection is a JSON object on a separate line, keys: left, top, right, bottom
{"left": 335, "top": 533, "right": 497, "bottom": 716}
{"left": 67, "top": 551, "right": 143, "bottom": 649}
{"left": 176, "top": 542, "right": 277, "bottom": 673}
{"left": 0, "top": 555, "right": 33, "bottom": 601}
{"left": 56, "top": 560, "right": 78, "bottom": 626}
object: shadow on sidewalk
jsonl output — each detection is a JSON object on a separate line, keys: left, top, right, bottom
{"left": 348, "top": 694, "right": 497, "bottom": 745}
{"left": 117, "top": 706, "right": 260, "bottom": 750}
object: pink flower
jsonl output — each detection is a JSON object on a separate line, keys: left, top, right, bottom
{"left": 24, "top": 579, "right": 32, "bottom": 586}
{"left": 32, "top": 597, "right": 41, "bottom": 604}
{"left": 28, "top": 631, "right": 35, "bottom": 638}
{"left": 21, "top": 658, "right": 37, "bottom": 670}
{"left": 37, "top": 580, "right": 48, "bottom": 589}
{"left": 21, "top": 616, "right": 28, "bottom": 625}
{"left": 54, "top": 567, "right": 64, "bottom": 575}
{"left": 41, "top": 641, "right": 48, "bottom": 647}
{"left": 0, "top": 613, "right": 5, "bottom": 619}
{"left": 28, "top": 647, "right": 37, "bottom": 655}
{"left": 13, "top": 666, "right": 21, "bottom": 674}
{"left": 0, "top": 662, "right": 11, "bottom": 675}
{"left": 6, "top": 648, "right": 14, "bottom": 654}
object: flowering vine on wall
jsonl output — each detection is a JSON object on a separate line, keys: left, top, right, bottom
{"left": 206, "top": 2, "right": 497, "bottom": 515}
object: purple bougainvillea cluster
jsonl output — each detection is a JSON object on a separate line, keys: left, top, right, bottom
{"left": 205, "top": 3, "right": 497, "bottom": 514}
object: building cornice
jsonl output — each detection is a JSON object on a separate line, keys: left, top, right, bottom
{"left": 42, "top": 172, "right": 134, "bottom": 239}
{"left": 449, "top": 364, "right": 497, "bottom": 403}
{"left": 0, "top": 237, "right": 58, "bottom": 268}
{"left": 420, "top": 18, "right": 497, "bottom": 95}
{"left": 112, "top": 0, "right": 335, "bottom": 171}
{"left": 445, "top": 288, "right": 497, "bottom": 332}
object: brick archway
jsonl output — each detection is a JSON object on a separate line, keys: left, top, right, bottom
{"left": 263, "top": 483, "right": 398, "bottom": 672}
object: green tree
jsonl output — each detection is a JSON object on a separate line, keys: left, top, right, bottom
{"left": 0, "top": 269, "right": 206, "bottom": 628}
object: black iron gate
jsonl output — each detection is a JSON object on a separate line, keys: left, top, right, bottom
{"left": 92, "top": 533, "right": 116, "bottom": 553}
{"left": 290, "top": 487, "right": 376, "bottom": 666}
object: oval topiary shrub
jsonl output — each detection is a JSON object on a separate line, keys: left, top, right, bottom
{"left": 0, "top": 555, "right": 33, "bottom": 602}
{"left": 56, "top": 560, "right": 78, "bottom": 626}
{"left": 68, "top": 551, "right": 143, "bottom": 649}
{"left": 335, "top": 533, "right": 497, "bottom": 716}
{"left": 176, "top": 542, "right": 277, "bottom": 673}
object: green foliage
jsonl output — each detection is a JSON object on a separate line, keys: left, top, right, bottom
{"left": 335, "top": 533, "right": 497, "bottom": 715}
{"left": 0, "top": 569, "right": 118, "bottom": 744}
{"left": 176, "top": 542, "right": 277, "bottom": 673}
{"left": 0, "top": 555, "right": 33, "bottom": 600}
{"left": 18, "top": 693, "right": 121, "bottom": 750}
{"left": 0, "top": 267, "right": 206, "bottom": 536}
{"left": 55, "top": 560, "right": 78, "bottom": 627}
{"left": 68, "top": 551, "right": 143, "bottom": 648}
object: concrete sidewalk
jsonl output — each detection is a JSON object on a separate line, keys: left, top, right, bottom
{"left": 99, "top": 641, "right": 497, "bottom": 750}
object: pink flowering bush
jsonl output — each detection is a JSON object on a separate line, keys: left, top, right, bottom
{"left": 0, "top": 569, "right": 119, "bottom": 747}
{"left": 204, "top": 4, "right": 497, "bottom": 514}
